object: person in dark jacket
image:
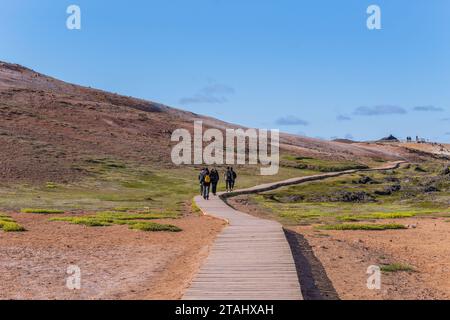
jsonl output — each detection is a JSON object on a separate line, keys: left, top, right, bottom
{"left": 230, "top": 167, "right": 237, "bottom": 191}
{"left": 202, "top": 168, "right": 211, "bottom": 200}
{"left": 198, "top": 168, "right": 207, "bottom": 195}
{"left": 225, "top": 167, "right": 233, "bottom": 192}
{"left": 210, "top": 168, "right": 220, "bottom": 196}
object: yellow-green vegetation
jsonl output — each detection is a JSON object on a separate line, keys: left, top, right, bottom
{"left": 283, "top": 156, "right": 369, "bottom": 172}
{"left": 21, "top": 208, "right": 65, "bottom": 214}
{"left": 318, "top": 223, "right": 407, "bottom": 231}
{"left": 46, "top": 182, "right": 58, "bottom": 189}
{"left": 191, "top": 198, "right": 202, "bottom": 215}
{"left": 380, "top": 263, "right": 416, "bottom": 273}
{"left": 338, "top": 212, "right": 418, "bottom": 222}
{"left": 0, "top": 156, "right": 327, "bottom": 215}
{"left": 246, "top": 161, "right": 450, "bottom": 227}
{"left": 0, "top": 213, "right": 25, "bottom": 232}
{"left": 50, "top": 211, "right": 181, "bottom": 232}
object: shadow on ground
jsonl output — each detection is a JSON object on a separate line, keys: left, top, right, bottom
{"left": 284, "top": 228, "right": 340, "bottom": 300}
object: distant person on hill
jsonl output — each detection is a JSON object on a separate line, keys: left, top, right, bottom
{"left": 198, "top": 168, "right": 207, "bottom": 196}
{"left": 230, "top": 167, "right": 237, "bottom": 191}
{"left": 225, "top": 167, "right": 233, "bottom": 193}
{"left": 210, "top": 168, "right": 220, "bottom": 196}
{"left": 202, "top": 168, "right": 211, "bottom": 200}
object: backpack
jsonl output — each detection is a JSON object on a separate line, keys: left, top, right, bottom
{"left": 204, "top": 175, "right": 211, "bottom": 183}
{"left": 226, "top": 171, "right": 233, "bottom": 180}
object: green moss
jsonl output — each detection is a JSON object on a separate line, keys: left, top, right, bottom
{"left": 129, "top": 222, "right": 181, "bottom": 232}
{"left": 0, "top": 214, "right": 26, "bottom": 232}
{"left": 50, "top": 217, "right": 113, "bottom": 227}
{"left": 338, "top": 212, "right": 417, "bottom": 221}
{"left": 21, "top": 208, "right": 65, "bottom": 214}
{"left": 191, "top": 198, "right": 202, "bottom": 215}
{"left": 50, "top": 210, "right": 181, "bottom": 232}
{"left": 380, "top": 263, "right": 416, "bottom": 273}
{"left": 317, "top": 223, "right": 407, "bottom": 231}
{"left": 282, "top": 156, "right": 369, "bottom": 172}
{"left": 46, "top": 182, "right": 58, "bottom": 189}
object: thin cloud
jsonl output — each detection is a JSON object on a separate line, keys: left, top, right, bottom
{"left": 179, "top": 82, "right": 235, "bottom": 105}
{"left": 179, "top": 95, "right": 228, "bottom": 105}
{"left": 413, "top": 105, "right": 444, "bottom": 112}
{"left": 445, "top": 132, "right": 450, "bottom": 136}
{"left": 353, "top": 105, "right": 407, "bottom": 116}
{"left": 441, "top": 118, "right": 450, "bottom": 121}
{"left": 275, "top": 116, "right": 309, "bottom": 126}
{"left": 337, "top": 114, "right": 352, "bottom": 121}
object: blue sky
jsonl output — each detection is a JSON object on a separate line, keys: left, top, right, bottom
{"left": 1, "top": 0, "right": 449, "bottom": 142}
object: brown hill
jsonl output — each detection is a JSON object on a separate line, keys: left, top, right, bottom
{"left": 0, "top": 61, "right": 422, "bottom": 183}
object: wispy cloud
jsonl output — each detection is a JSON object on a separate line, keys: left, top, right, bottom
{"left": 441, "top": 118, "right": 450, "bottom": 121}
{"left": 445, "top": 132, "right": 450, "bottom": 136}
{"left": 353, "top": 105, "right": 407, "bottom": 116}
{"left": 337, "top": 114, "right": 352, "bottom": 121}
{"left": 275, "top": 116, "right": 309, "bottom": 126}
{"left": 179, "top": 82, "right": 235, "bottom": 105}
{"left": 413, "top": 105, "right": 444, "bottom": 112}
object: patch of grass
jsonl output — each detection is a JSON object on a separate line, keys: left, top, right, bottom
{"left": 283, "top": 156, "right": 369, "bottom": 172}
{"left": 338, "top": 212, "right": 416, "bottom": 222}
{"left": 50, "top": 211, "right": 181, "bottom": 232}
{"left": 191, "top": 198, "right": 202, "bottom": 215}
{"left": 95, "top": 211, "right": 177, "bottom": 220}
{"left": 0, "top": 214, "right": 26, "bottom": 232}
{"left": 318, "top": 223, "right": 407, "bottom": 231}
{"left": 50, "top": 217, "right": 112, "bottom": 227}
{"left": 380, "top": 263, "right": 416, "bottom": 273}
{"left": 21, "top": 208, "right": 64, "bottom": 214}
{"left": 129, "top": 222, "right": 181, "bottom": 232}
{"left": 46, "top": 182, "right": 57, "bottom": 189}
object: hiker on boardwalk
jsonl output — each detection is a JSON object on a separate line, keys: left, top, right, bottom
{"left": 230, "top": 167, "right": 237, "bottom": 191}
{"left": 202, "top": 169, "right": 211, "bottom": 200}
{"left": 210, "top": 168, "right": 220, "bottom": 196}
{"left": 225, "top": 167, "right": 233, "bottom": 192}
{"left": 198, "top": 168, "right": 207, "bottom": 196}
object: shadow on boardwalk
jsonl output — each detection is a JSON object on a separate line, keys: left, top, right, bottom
{"left": 284, "top": 229, "right": 340, "bottom": 300}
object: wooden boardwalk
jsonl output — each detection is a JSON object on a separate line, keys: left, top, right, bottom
{"left": 183, "top": 162, "right": 404, "bottom": 300}
{"left": 183, "top": 195, "right": 303, "bottom": 300}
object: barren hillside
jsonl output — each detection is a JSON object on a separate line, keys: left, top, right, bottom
{"left": 0, "top": 61, "right": 425, "bottom": 183}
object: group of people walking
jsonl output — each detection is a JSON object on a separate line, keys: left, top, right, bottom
{"left": 198, "top": 167, "right": 237, "bottom": 200}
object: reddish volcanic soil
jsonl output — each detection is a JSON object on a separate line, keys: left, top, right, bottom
{"left": 293, "top": 218, "right": 450, "bottom": 300}
{"left": 0, "top": 212, "right": 225, "bottom": 300}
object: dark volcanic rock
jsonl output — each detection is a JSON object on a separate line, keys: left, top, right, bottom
{"left": 357, "top": 176, "right": 374, "bottom": 185}
{"left": 281, "top": 195, "right": 305, "bottom": 203}
{"left": 424, "top": 185, "right": 440, "bottom": 193}
{"left": 335, "top": 191, "right": 375, "bottom": 203}
{"left": 375, "top": 184, "right": 401, "bottom": 196}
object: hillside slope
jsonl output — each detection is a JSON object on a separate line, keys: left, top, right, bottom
{"left": 0, "top": 61, "right": 418, "bottom": 183}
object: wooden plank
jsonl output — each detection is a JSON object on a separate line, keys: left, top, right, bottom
{"left": 183, "top": 195, "right": 303, "bottom": 300}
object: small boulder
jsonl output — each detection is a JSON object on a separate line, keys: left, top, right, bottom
{"left": 424, "top": 185, "right": 439, "bottom": 193}
{"left": 358, "top": 176, "right": 374, "bottom": 184}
